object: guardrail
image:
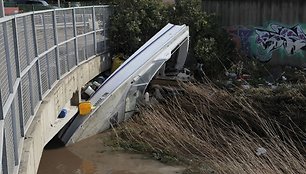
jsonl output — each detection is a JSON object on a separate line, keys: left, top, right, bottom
{"left": 0, "top": 6, "right": 111, "bottom": 174}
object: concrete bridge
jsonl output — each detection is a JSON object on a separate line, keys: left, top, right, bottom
{"left": 0, "top": 6, "right": 189, "bottom": 174}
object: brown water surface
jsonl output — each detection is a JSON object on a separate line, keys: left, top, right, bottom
{"left": 38, "top": 133, "right": 184, "bottom": 174}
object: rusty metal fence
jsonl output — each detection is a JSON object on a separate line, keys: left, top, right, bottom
{"left": 0, "top": 6, "right": 111, "bottom": 174}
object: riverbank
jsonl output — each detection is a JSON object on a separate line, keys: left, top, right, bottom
{"left": 112, "top": 82, "right": 306, "bottom": 174}
{"left": 38, "top": 132, "right": 185, "bottom": 174}
{"left": 38, "top": 81, "right": 306, "bottom": 174}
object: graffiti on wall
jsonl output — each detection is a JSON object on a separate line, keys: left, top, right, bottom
{"left": 255, "top": 24, "right": 306, "bottom": 60}
{"left": 229, "top": 23, "right": 306, "bottom": 63}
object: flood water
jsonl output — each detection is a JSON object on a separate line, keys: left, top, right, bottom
{"left": 38, "top": 133, "right": 184, "bottom": 174}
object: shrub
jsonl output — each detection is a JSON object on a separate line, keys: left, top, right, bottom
{"left": 113, "top": 83, "right": 306, "bottom": 173}
{"left": 109, "top": 0, "right": 238, "bottom": 78}
{"left": 109, "top": 0, "right": 168, "bottom": 55}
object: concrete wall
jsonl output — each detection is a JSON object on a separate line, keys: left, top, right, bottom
{"left": 18, "top": 54, "right": 111, "bottom": 174}
{"left": 228, "top": 24, "right": 306, "bottom": 67}
{"left": 202, "top": 0, "right": 306, "bottom": 26}
{"left": 202, "top": 0, "right": 306, "bottom": 67}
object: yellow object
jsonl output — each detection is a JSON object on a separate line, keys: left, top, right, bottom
{"left": 79, "top": 101, "right": 92, "bottom": 116}
{"left": 111, "top": 54, "right": 125, "bottom": 72}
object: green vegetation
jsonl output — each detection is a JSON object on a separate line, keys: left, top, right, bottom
{"left": 109, "top": 0, "right": 237, "bottom": 78}
{"left": 109, "top": 0, "right": 168, "bottom": 55}
{"left": 106, "top": 1, "right": 306, "bottom": 173}
{"left": 112, "top": 83, "right": 306, "bottom": 173}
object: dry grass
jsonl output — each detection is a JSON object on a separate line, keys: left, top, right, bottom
{"left": 113, "top": 82, "right": 306, "bottom": 174}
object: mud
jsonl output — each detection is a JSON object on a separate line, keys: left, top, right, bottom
{"left": 38, "top": 132, "right": 184, "bottom": 174}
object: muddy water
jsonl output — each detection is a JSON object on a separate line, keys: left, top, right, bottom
{"left": 38, "top": 133, "right": 184, "bottom": 174}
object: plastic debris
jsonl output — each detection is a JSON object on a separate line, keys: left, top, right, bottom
{"left": 93, "top": 81, "right": 101, "bottom": 87}
{"left": 225, "top": 72, "right": 237, "bottom": 78}
{"left": 58, "top": 109, "right": 67, "bottom": 118}
{"left": 241, "top": 84, "right": 251, "bottom": 89}
{"left": 256, "top": 147, "right": 267, "bottom": 156}
{"left": 96, "top": 76, "right": 106, "bottom": 84}
{"left": 145, "top": 92, "right": 150, "bottom": 102}
{"left": 79, "top": 101, "right": 93, "bottom": 116}
{"left": 267, "top": 82, "right": 273, "bottom": 86}
{"left": 84, "top": 86, "right": 95, "bottom": 96}
{"left": 177, "top": 68, "right": 191, "bottom": 80}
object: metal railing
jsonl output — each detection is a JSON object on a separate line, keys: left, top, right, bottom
{"left": 0, "top": 6, "right": 111, "bottom": 174}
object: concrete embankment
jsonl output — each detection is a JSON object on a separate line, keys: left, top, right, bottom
{"left": 19, "top": 54, "right": 111, "bottom": 174}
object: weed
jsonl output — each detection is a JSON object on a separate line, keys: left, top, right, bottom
{"left": 113, "top": 82, "right": 306, "bottom": 174}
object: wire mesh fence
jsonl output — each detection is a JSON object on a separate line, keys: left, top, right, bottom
{"left": 0, "top": 5, "right": 111, "bottom": 174}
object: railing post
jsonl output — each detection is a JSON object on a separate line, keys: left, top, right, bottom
{"left": 0, "top": 91, "right": 3, "bottom": 120}
{"left": 2, "top": 132, "right": 8, "bottom": 174}
{"left": 17, "top": 17, "right": 27, "bottom": 137}
{"left": 11, "top": 17, "right": 22, "bottom": 165}
{"left": 103, "top": 7, "right": 107, "bottom": 52}
{"left": 23, "top": 16, "right": 30, "bottom": 67}
{"left": 83, "top": 8, "right": 87, "bottom": 59}
{"left": 31, "top": 12, "right": 42, "bottom": 101}
{"left": 11, "top": 102, "right": 19, "bottom": 165}
{"left": 63, "top": 10, "right": 70, "bottom": 72}
{"left": 17, "top": 86, "right": 24, "bottom": 137}
{"left": 24, "top": 15, "right": 38, "bottom": 113}
{"left": 92, "top": 6, "right": 97, "bottom": 55}
{"left": 28, "top": 72, "right": 34, "bottom": 115}
{"left": 42, "top": 12, "right": 51, "bottom": 91}
{"left": 46, "top": 56, "right": 51, "bottom": 90}
{"left": 32, "top": 14, "right": 43, "bottom": 101}
{"left": 53, "top": 10, "right": 61, "bottom": 79}
{"left": 12, "top": 16, "right": 21, "bottom": 79}
{"left": 3, "top": 22, "right": 14, "bottom": 96}
{"left": 0, "top": 0, "right": 4, "bottom": 18}
{"left": 27, "top": 13, "right": 35, "bottom": 114}
{"left": 0, "top": 90, "right": 3, "bottom": 174}
{"left": 32, "top": 12, "right": 39, "bottom": 65}
{"left": 72, "top": 8, "right": 79, "bottom": 65}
